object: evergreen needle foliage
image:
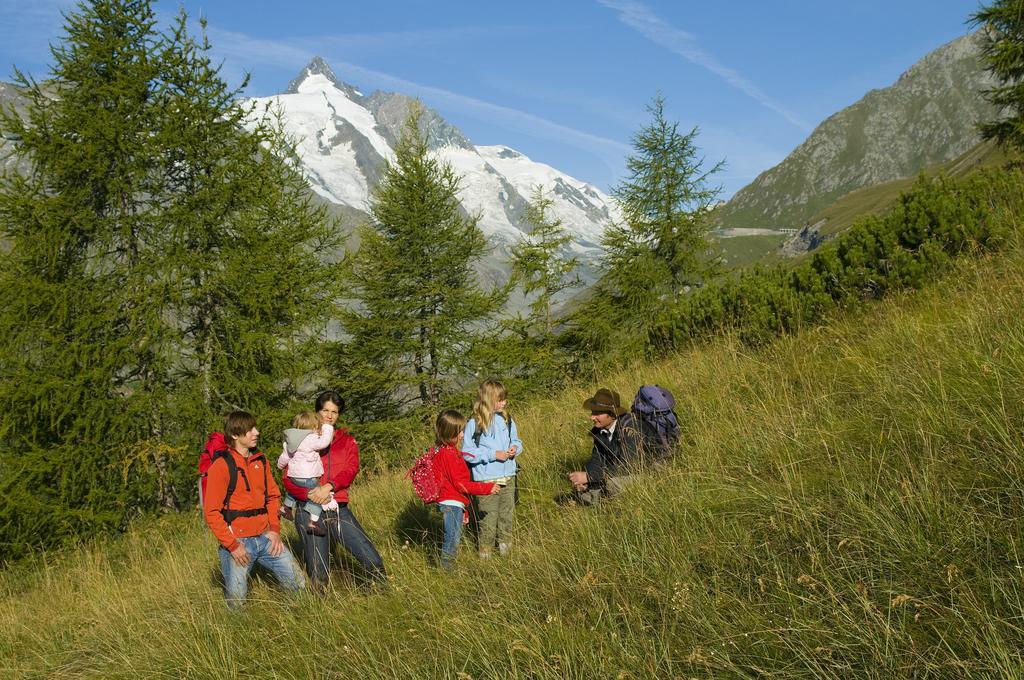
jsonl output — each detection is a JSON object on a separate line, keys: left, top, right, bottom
{"left": 0, "top": 0, "right": 341, "bottom": 558}
{"left": 972, "top": 0, "right": 1024, "bottom": 152}
{"left": 646, "top": 168, "right": 1024, "bottom": 352}
{"left": 569, "top": 95, "right": 723, "bottom": 357}
{"left": 486, "top": 185, "right": 583, "bottom": 391}
{"left": 334, "top": 103, "right": 503, "bottom": 457}
{"left": 510, "top": 184, "right": 581, "bottom": 337}
{"left": 0, "top": 0, "right": 169, "bottom": 554}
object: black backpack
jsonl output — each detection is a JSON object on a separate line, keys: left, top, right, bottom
{"left": 209, "top": 449, "right": 270, "bottom": 525}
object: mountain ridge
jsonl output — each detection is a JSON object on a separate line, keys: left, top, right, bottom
{"left": 717, "top": 31, "right": 998, "bottom": 231}
{"left": 250, "top": 58, "right": 617, "bottom": 285}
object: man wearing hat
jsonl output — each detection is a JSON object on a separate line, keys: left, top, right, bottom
{"left": 564, "top": 387, "right": 642, "bottom": 505}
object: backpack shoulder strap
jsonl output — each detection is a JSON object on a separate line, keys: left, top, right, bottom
{"left": 213, "top": 449, "right": 269, "bottom": 524}
{"left": 211, "top": 450, "right": 238, "bottom": 513}
{"left": 257, "top": 451, "right": 269, "bottom": 508}
{"left": 472, "top": 413, "right": 512, "bottom": 449}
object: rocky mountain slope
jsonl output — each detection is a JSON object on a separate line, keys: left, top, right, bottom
{"left": 717, "top": 31, "right": 998, "bottom": 231}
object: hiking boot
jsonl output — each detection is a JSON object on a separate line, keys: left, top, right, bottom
{"left": 307, "top": 519, "right": 327, "bottom": 536}
{"left": 279, "top": 506, "right": 294, "bottom": 521}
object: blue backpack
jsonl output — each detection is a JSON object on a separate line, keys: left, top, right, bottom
{"left": 631, "top": 385, "right": 680, "bottom": 459}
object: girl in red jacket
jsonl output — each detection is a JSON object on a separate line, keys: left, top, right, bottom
{"left": 433, "top": 409, "right": 499, "bottom": 569}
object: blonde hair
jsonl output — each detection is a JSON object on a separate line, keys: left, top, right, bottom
{"left": 472, "top": 378, "right": 508, "bottom": 435}
{"left": 435, "top": 409, "right": 467, "bottom": 447}
{"left": 292, "top": 411, "right": 319, "bottom": 431}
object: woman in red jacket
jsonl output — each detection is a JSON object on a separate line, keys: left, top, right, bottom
{"left": 283, "top": 391, "right": 387, "bottom": 588}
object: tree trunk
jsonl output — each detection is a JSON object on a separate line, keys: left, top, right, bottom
{"left": 149, "top": 401, "right": 179, "bottom": 512}
{"left": 200, "top": 296, "right": 214, "bottom": 409}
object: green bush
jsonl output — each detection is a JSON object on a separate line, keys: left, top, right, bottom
{"left": 646, "top": 169, "right": 1024, "bottom": 353}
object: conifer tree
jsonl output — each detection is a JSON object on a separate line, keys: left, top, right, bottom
{"left": 0, "top": 0, "right": 166, "bottom": 553}
{"left": 972, "top": 0, "right": 1024, "bottom": 152}
{"left": 337, "top": 103, "right": 500, "bottom": 419}
{"left": 510, "top": 185, "right": 581, "bottom": 336}
{"left": 612, "top": 94, "right": 723, "bottom": 290}
{"left": 568, "top": 95, "right": 723, "bottom": 355}
{"left": 0, "top": 1, "right": 342, "bottom": 556}
{"left": 154, "top": 13, "right": 342, "bottom": 435}
{"left": 478, "top": 185, "right": 583, "bottom": 390}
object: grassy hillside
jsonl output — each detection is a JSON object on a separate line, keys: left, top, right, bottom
{"left": 717, "top": 232, "right": 786, "bottom": 270}
{"left": 3, "top": 231, "right": 1024, "bottom": 676}
{"left": 718, "top": 141, "right": 1017, "bottom": 267}
{"left": 811, "top": 139, "right": 1013, "bottom": 238}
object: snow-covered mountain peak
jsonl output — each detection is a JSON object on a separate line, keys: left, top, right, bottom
{"left": 484, "top": 145, "right": 524, "bottom": 160}
{"left": 286, "top": 56, "right": 362, "bottom": 101}
{"left": 249, "top": 57, "right": 618, "bottom": 284}
{"left": 252, "top": 62, "right": 392, "bottom": 207}
{"left": 294, "top": 72, "right": 343, "bottom": 96}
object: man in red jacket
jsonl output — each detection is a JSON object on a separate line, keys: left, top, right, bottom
{"left": 203, "top": 411, "right": 304, "bottom": 607}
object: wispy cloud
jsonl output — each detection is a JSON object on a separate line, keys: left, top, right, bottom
{"left": 304, "top": 25, "right": 540, "bottom": 52}
{"left": 204, "top": 24, "right": 631, "bottom": 167}
{"left": 330, "top": 60, "right": 631, "bottom": 156}
{"left": 597, "top": 0, "right": 809, "bottom": 131}
{"left": 202, "top": 24, "right": 537, "bottom": 62}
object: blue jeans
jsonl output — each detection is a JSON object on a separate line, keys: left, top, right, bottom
{"left": 284, "top": 476, "right": 324, "bottom": 519}
{"left": 218, "top": 534, "right": 304, "bottom": 608}
{"left": 294, "top": 504, "right": 387, "bottom": 588}
{"left": 438, "top": 504, "right": 465, "bottom": 569}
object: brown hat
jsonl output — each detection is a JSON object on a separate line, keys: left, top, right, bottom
{"left": 582, "top": 387, "right": 627, "bottom": 417}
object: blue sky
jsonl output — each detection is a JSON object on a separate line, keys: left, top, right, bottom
{"left": 0, "top": 0, "right": 981, "bottom": 199}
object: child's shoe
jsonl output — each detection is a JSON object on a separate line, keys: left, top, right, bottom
{"left": 307, "top": 518, "right": 327, "bottom": 536}
{"left": 478, "top": 548, "right": 493, "bottom": 559}
{"left": 498, "top": 542, "right": 510, "bottom": 557}
{"left": 279, "top": 506, "right": 294, "bottom": 521}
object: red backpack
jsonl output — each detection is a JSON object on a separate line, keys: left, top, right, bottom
{"left": 407, "top": 447, "right": 442, "bottom": 504}
{"left": 198, "top": 432, "right": 227, "bottom": 510}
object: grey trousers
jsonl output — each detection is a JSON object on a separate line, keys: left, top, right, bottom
{"left": 576, "top": 474, "right": 635, "bottom": 505}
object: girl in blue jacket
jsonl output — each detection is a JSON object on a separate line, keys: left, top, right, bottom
{"left": 462, "top": 378, "right": 523, "bottom": 557}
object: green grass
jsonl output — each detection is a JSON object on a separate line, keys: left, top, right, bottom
{"left": 4, "top": 235, "right": 1024, "bottom": 676}
{"left": 717, "top": 233, "right": 786, "bottom": 269}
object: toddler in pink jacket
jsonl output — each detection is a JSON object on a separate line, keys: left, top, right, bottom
{"left": 277, "top": 411, "right": 334, "bottom": 535}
